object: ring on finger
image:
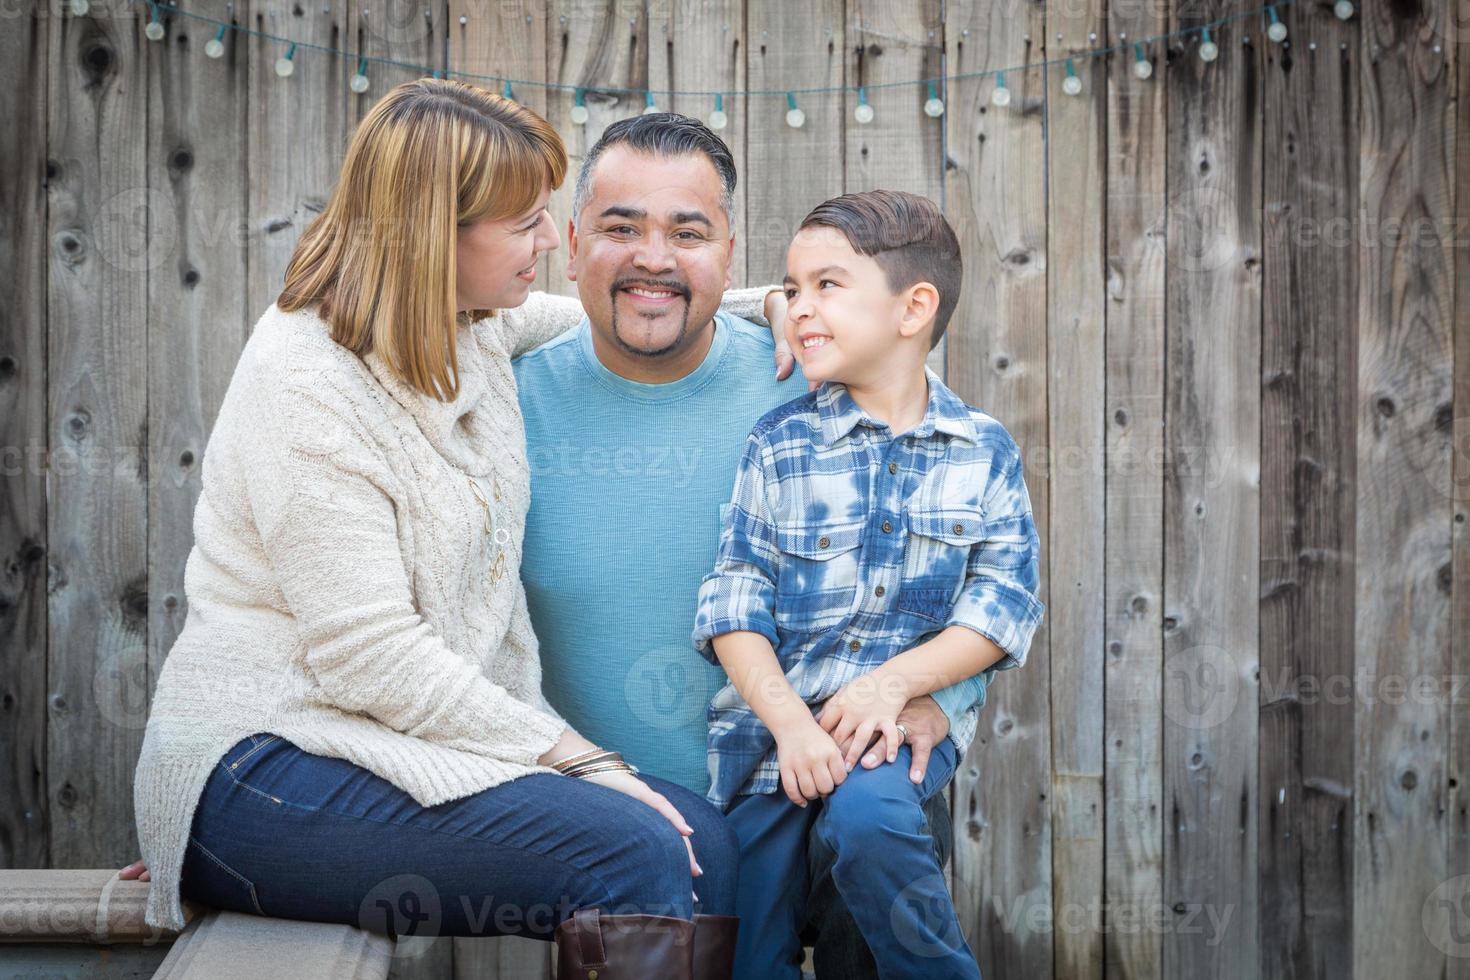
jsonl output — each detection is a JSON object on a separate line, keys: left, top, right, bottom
{"left": 896, "top": 722, "right": 911, "bottom": 742}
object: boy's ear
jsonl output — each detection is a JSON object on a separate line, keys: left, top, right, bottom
{"left": 565, "top": 219, "right": 579, "bottom": 282}
{"left": 897, "top": 282, "right": 940, "bottom": 342}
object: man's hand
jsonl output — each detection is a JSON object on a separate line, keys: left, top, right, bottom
{"left": 765, "top": 289, "right": 796, "bottom": 380}
{"left": 835, "top": 693, "right": 951, "bottom": 784}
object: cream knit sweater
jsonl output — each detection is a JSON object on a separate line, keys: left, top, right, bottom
{"left": 134, "top": 286, "right": 772, "bottom": 930}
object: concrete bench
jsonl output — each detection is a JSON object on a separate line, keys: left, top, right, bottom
{"left": 0, "top": 870, "right": 392, "bottom": 979}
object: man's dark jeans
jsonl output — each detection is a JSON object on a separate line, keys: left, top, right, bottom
{"left": 800, "top": 787, "right": 954, "bottom": 978}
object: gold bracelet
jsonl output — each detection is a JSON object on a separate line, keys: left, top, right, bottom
{"left": 561, "top": 757, "right": 628, "bottom": 775}
{"left": 549, "top": 748, "right": 606, "bottom": 772}
{"left": 566, "top": 761, "right": 638, "bottom": 779}
{"left": 555, "top": 751, "right": 622, "bottom": 774}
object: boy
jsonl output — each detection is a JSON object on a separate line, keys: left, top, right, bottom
{"left": 691, "top": 190, "right": 1045, "bottom": 980}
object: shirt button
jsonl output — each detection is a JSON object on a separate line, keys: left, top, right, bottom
{"left": 953, "top": 522, "right": 965, "bottom": 534}
{"left": 849, "top": 639, "right": 862, "bottom": 652}
{"left": 881, "top": 520, "right": 893, "bottom": 533}
{"left": 874, "top": 585, "right": 886, "bottom": 597}
{"left": 888, "top": 462, "right": 898, "bottom": 474}
{"left": 818, "top": 536, "right": 830, "bottom": 549}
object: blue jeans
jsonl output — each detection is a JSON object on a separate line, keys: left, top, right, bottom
{"left": 180, "top": 734, "right": 738, "bottom": 940}
{"left": 802, "top": 785, "right": 954, "bottom": 978}
{"left": 725, "top": 740, "right": 979, "bottom": 980}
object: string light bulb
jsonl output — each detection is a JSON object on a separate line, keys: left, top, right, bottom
{"left": 643, "top": 91, "right": 660, "bottom": 115}
{"left": 854, "top": 87, "right": 873, "bottom": 124}
{"left": 569, "top": 89, "right": 589, "bottom": 125}
{"left": 1061, "top": 59, "right": 1082, "bottom": 96}
{"left": 785, "top": 93, "right": 805, "bottom": 128}
{"left": 1266, "top": 6, "right": 1288, "bottom": 42}
{"left": 1199, "top": 28, "right": 1219, "bottom": 62}
{"left": 1334, "top": 1, "right": 1354, "bottom": 19}
{"left": 1132, "top": 41, "right": 1153, "bottom": 79}
{"left": 924, "top": 80, "right": 944, "bottom": 116}
{"left": 350, "top": 57, "right": 370, "bottom": 94}
{"left": 205, "top": 24, "right": 227, "bottom": 58}
{"left": 274, "top": 43, "right": 296, "bottom": 77}
{"left": 708, "top": 93, "right": 727, "bottom": 130}
{"left": 990, "top": 72, "right": 1010, "bottom": 107}
{"left": 144, "top": 3, "right": 165, "bottom": 40}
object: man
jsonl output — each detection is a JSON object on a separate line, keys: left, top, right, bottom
{"left": 513, "top": 114, "right": 990, "bottom": 977}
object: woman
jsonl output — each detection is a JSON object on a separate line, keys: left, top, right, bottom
{"left": 125, "top": 79, "right": 776, "bottom": 978}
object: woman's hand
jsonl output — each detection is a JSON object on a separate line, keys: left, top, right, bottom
{"left": 772, "top": 719, "right": 848, "bottom": 807}
{"left": 816, "top": 672, "right": 909, "bottom": 771}
{"left": 119, "top": 860, "right": 150, "bottom": 882}
{"left": 580, "top": 769, "right": 703, "bottom": 880}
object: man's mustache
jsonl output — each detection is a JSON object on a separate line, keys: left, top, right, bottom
{"left": 611, "top": 277, "right": 691, "bottom": 300}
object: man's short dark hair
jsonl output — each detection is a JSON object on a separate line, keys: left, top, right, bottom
{"left": 798, "top": 190, "right": 962, "bottom": 349}
{"left": 573, "top": 112, "right": 737, "bottom": 226}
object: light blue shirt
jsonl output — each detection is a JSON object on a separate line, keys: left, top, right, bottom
{"left": 514, "top": 314, "right": 987, "bottom": 794}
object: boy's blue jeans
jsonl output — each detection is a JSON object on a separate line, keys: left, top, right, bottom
{"left": 725, "top": 740, "right": 981, "bottom": 980}
{"left": 180, "top": 734, "right": 738, "bottom": 938}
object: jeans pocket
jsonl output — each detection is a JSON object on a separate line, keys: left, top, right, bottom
{"left": 181, "top": 835, "right": 266, "bottom": 916}
{"left": 223, "top": 733, "right": 279, "bottom": 771}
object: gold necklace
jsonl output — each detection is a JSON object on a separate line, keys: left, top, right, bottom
{"left": 468, "top": 476, "right": 509, "bottom": 583}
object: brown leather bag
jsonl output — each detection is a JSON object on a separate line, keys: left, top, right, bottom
{"left": 554, "top": 908, "right": 697, "bottom": 980}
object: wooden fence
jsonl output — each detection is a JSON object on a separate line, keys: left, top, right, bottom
{"left": 1, "top": 0, "right": 1467, "bottom": 977}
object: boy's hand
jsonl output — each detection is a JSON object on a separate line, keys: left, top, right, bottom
{"left": 831, "top": 694, "right": 953, "bottom": 784}
{"left": 816, "top": 672, "right": 910, "bottom": 771}
{"left": 773, "top": 719, "right": 848, "bottom": 807}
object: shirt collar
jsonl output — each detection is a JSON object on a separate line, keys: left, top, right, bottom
{"left": 815, "top": 365, "right": 976, "bottom": 447}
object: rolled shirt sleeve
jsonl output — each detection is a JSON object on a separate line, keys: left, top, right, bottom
{"left": 930, "top": 671, "right": 990, "bottom": 728}
{"left": 946, "top": 438, "right": 1046, "bottom": 670}
{"left": 692, "top": 434, "right": 783, "bottom": 661}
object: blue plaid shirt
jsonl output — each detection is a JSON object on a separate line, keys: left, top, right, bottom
{"left": 691, "top": 367, "right": 1045, "bottom": 810}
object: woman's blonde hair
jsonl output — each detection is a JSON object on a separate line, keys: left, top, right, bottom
{"left": 279, "top": 78, "right": 567, "bottom": 401}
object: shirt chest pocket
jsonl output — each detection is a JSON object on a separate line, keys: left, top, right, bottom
{"left": 897, "top": 506, "right": 985, "bottom": 623}
{"left": 773, "top": 519, "right": 864, "bottom": 634}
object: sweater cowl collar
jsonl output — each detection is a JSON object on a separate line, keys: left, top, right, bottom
{"left": 356, "top": 316, "right": 500, "bottom": 478}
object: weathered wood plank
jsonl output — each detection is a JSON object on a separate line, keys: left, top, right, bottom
{"left": 45, "top": 0, "right": 151, "bottom": 869}
{"left": 0, "top": 0, "right": 51, "bottom": 872}
{"left": 1162, "top": 5, "right": 1262, "bottom": 978}
{"left": 943, "top": 2, "right": 1051, "bottom": 976}
{"left": 744, "top": 0, "right": 844, "bottom": 285}
{"left": 1353, "top": 0, "right": 1458, "bottom": 975}
{"left": 1044, "top": 2, "right": 1108, "bottom": 977}
{"left": 844, "top": 0, "right": 944, "bottom": 377}
{"left": 145, "top": 0, "right": 252, "bottom": 716}
{"left": 544, "top": 0, "right": 647, "bottom": 296}
{"left": 1258, "top": 4, "right": 1358, "bottom": 978}
{"left": 1102, "top": 5, "right": 1168, "bottom": 979}
{"left": 449, "top": 0, "right": 544, "bottom": 293}
{"left": 246, "top": 0, "right": 354, "bottom": 318}
{"left": 442, "top": 7, "right": 544, "bottom": 976}
{"left": 648, "top": 0, "right": 748, "bottom": 287}
{"left": 1449, "top": 4, "right": 1470, "bottom": 977}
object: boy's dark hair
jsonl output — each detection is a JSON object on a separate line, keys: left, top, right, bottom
{"left": 573, "top": 112, "right": 737, "bottom": 224}
{"left": 798, "top": 190, "right": 962, "bottom": 349}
